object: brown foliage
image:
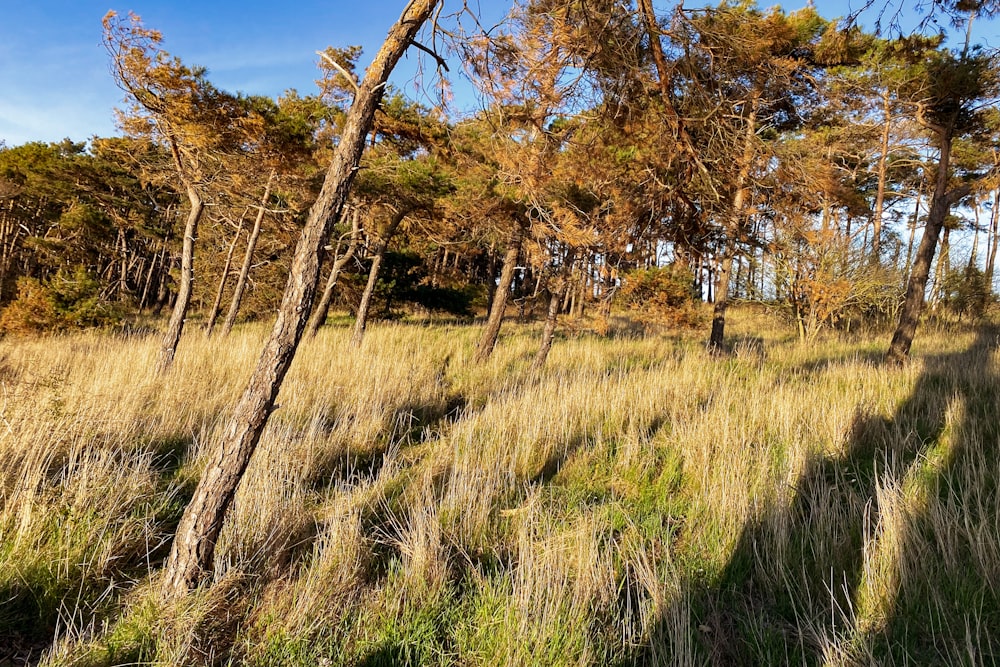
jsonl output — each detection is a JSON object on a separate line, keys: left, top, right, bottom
{"left": 618, "top": 265, "right": 706, "bottom": 330}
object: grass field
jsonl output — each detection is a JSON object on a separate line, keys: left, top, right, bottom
{"left": 0, "top": 309, "right": 997, "bottom": 665}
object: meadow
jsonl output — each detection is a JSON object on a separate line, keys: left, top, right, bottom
{"left": 0, "top": 309, "right": 997, "bottom": 665}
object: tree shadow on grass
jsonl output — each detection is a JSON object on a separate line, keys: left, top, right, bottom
{"left": 634, "top": 326, "right": 999, "bottom": 665}
{"left": 0, "top": 432, "right": 197, "bottom": 666}
{"left": 305, "top": 392, "right": 473, "bottom": 495}
{"left": 860, "top": 328, "right": 1000, "bottom": 664}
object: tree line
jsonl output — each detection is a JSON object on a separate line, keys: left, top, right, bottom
{"left": 0, "top": 4, "right": 997, "bottom": 359}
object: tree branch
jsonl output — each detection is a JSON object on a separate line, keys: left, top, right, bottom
{"left": 316, "top": 50, "right": 361, "bottom": 95}
{"left": 408, "top": 38, "right": 449, "bottom": 71}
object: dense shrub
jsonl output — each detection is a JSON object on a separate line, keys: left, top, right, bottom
{"left": 0, "top": 267, "right": 125, "bottom": 334}
{"left": 941, "top": 265, "right": 993, "bottom": 321}
{"left": 403, "top": 283, "right": 480, "bottom": 317}
{"left": 334, "top": 251, "right": 480, "bottom": 319}
{"left": 618, "top": 264, "right": 705, "bottom": 329}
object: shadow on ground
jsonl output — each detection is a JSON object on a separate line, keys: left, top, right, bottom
{"left": 0, "top": 432, "right": 196, "bottom": 666}
{"left": 635, "top": 327, "right": 1000, "bottom": 665}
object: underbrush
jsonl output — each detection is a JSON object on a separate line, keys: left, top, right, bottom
{"left": 0, "top": 310, "right": 996, "bottom": 665}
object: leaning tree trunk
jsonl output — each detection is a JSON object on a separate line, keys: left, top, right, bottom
{"left": 307, "top": 206, "right": 363, "bottom": 338}
{"left": 157, "top": 182, "right": 203, "bottom": 372}
{"left": 637, "top": 0, "right": 706, "bottom": 181}
{"left": 531, "top": 286, "right": 564, "bottom": 372}
{"left": 205, "top": 211, "right": 247, "bottom": 336}
{"left": 888, "top": 119, "right": 968, "bottom": 364}
{"left": 159, "top": 0, "right": 440, "bottom": 599}
{"left": 968, "top": 200, "right": 981, "bottom": 270}
{"left": 352, "top": 210, "right": 405, "bottom": 345}
{"left": 933, "top": 226, "right": 952, "bottom": 306}
{"left": 221, "top": 170, "right": 275, "bottom": 336}
{"left": 473, "top": 222, "right": 525, "bottom": 363}
{"left": 532, "top": 253, "right": 574, "bottom": 372}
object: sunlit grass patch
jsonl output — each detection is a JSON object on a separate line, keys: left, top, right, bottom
{"left": 3, "top": 312, "right": 998, "bottom": 665}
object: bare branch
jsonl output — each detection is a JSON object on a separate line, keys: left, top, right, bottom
{"left": 316, "top": 50, "right": 361, "bottom": 95}
{"left": 408, "top": 38, "right": 450, "bottom": 71}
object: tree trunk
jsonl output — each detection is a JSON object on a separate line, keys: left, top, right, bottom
{"left": 695, "top": 254, "right": 704, "bottom": 299}
{"left": 221, "top": 170, "right": 275, "bottom": 336}
{"left": 968, "top": 198, "right": 981, "bottom": 271}
{"left": 473, "top": 222, "right": 525, "bottom": 363}
{"left": 709, "top": 249, "right": 734, "bottom": 350}
{"left": 747, "top": 245, "right": 758, "bottom": 300}
{"left": 351, "top": 209, "right": 405, "bottom": 346}
{"left": 157, "top": 183, "right": 203, "bottom": 372}
{"left": 532, "top": 251, "right": 575, "bottom": 372}
{"left": 871, "top": 89, "right": 892, "bottom": 261}
{"left": 758, "top": 245, "right": 766, "bottom": 299}
{"left": 439, "top": 248, "right": 449, "bottom": 284}
{"left": 888, "top": 120, "right": 968, "bottom": 364}
{"left": 986, "top": 187, "right": 999, "bottom": 287}
{"left": 574, "top": 272, "right": 586, "bottom": 318}
{"left": 706, "top": 260, "right": 714, "bottom": 303}
{"left": 140, "top": 240, "right": 165, "bottom": 309}
{"left": 904, "top": 187, "right": 923, "bottom": 278}
{"left": 0, "top": 205, "right": 17, "bottom": 299}
{"left": 637, "top": 0, "right": 707, "bottom": 183}
{"left": 733, "top": 254, "right": 743, "bottom": 300}
{"left": 152, "top": 251, "right": 172, "bottom": 316}
{"left": 532, "top": 285, "right": 564, "bottom": 372}
{"left": 118, "top": 228, "right": 129, "bottom": 300}
{"left": 708, "top": 96, "right": 757, "bottom": 352}
{"left": 306, "top": 206, "right": 363, "bottom": 338}
{"left": 483, "top": 248, "right": 499, "bottom": 314}
{"left": 931, "top": 226, "right": 951, "bottom": 311}
{"left": 159, "top": 0, "right": 439, "bottom": 599}
{"left": 205, "top": 211, "right": 247, "bottom": 337}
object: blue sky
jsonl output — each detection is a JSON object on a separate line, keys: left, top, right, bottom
{"left": 0, "top": 1, "right": 993, "bottom": 147}
{"left": 0, "top": 1, "right": 488, "bottom": 146}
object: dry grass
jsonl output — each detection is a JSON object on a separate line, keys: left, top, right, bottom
{"left": 0, "top": 312, "right": 996, "bottom": 665}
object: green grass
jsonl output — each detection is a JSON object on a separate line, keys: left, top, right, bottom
{"left": 0, "top": 311, "right": 996, "bottom": 665}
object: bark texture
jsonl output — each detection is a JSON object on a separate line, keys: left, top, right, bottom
{"left": 987, "top": 188, "right": 1000, "bottom": 285}
{"left": 160, "top": 0, "right": 440, "bottom": 599}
